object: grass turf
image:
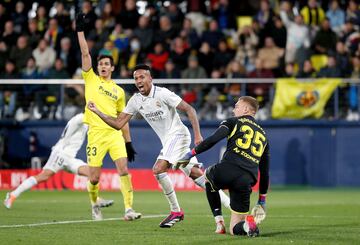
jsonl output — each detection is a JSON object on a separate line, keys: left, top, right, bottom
{"left": 0, "top": 188, "right": 359, "bottom": 244}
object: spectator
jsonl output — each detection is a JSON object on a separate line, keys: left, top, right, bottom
{"left": 116, "top": 0, "right": 140, "bottom": 30}
{"left": 58, "top": 37, "right": 78, "bottom": 77}
{"left": 36, "top": 6, "right": 48, "bottom": 35}
{"left": 0, "top": 3, "right": 10, "bottom": 34}
{"left": 180, "top": 18, "right": 200, "bottom": 49}
{"left": 32, "top": 39, "right": 56, "bottom": 74}
{"left": 213, "top": 39, "right": 235, "bottom": 70}
{"left": 89, "top": 18, "right": 111, "bottom": 52}
{"left": 254, "top": 0, "right": 275, "bottom": 38}
{"left": 300, "top": 0, "right": 325, "bottom": 28}
{"left": 154, "top": 15, "right": 177, "bottom": 46}
{"left": 333, "top": 41, "right": 351, "bottom": 77}
{"left": 347, "top": 56, "right": 360, "bottom": 120}
{"left": 317, "top": 56, "right": 342, "bottom": 77}
{"left": 280, "top": 11, "right": 310, "bottom": 66}
{"left": 326, "top": 0, "right": 345, "bottom": 35}
{"left": 257, "top": 36, "right": 284, "bottom": 74}
{"left": 47, "top": 58, "right": 70, "bottom": 79}
{"left": 312, "top": 18, "right": 338, "bottom": 55}
{"left": 53, "top": 2, "right": 71, "bottom": 32}
{"left": 235, "top": 25, "right": 259, "bottom": 71}
{"left": 21, "top": 56, "right": 41, "bottom": 79}
{"left": 211, "top": 0, "right": 237, "bottom": 31}
{"left": 282, "top": 62, "right": 296, "bottom": 77}
{"left": 11, "top": 1, "right": 27, "bottom": 33}
{"left": 81, "top": 0, "right": 97, "bottom": 35}
{"left": 201, "top": 19, "right": 225, "bottom": 50}
{"left": 100, "top": 2, "right": 116, "bottom": 30}
{"left": 146, "top": 42, "right": 169, "bottom": 78}
{"left": 181, "top": 55, "right": 207, "bottom": 79}
{"left": 26, "top": 18, "right": 41, "bottom": 49}
{"left": 198, "top": 41, "right": 214, "bottom": 77}
{"left": 165, "top": 1, "right": 185, "bottom": 33}
{"left": 0, "top": 60, "right": 19, "bottom": 118}
{"left": 247, "top": 58, "right": 274, "bottom": 108}
{"left": 160, "top": 59, "right": 181, "bottom": 78}
{"left": 169, "top": 37, "right": 190, "bottom": 71}
{"left": 2, "top": 20, "right": 18, "bottom": 49}
{"left": 346, "top": 0, "right": 360, "bottom": 28}
{"left": 44, "top": 18, "right": 64, "bottom": 52}
{"left": 0, "top": 41, "right": 9, "bottom": 73}
{"left": 99, "top": 41, "right": 119, "bottom": 66}
{"left": 133, "top": 15, "right": 154, "bottom": 52}
{"left": 270, "top": 15, "right": 287, "bottom": 49}
{"left": 226, "top": 59, "right": 246, "bottom": 78}
{"left": 296, "top": 60, "right": 316, "bottom": 78}
{"left": 9, "top": 35, "right": 33, "bottom": 71}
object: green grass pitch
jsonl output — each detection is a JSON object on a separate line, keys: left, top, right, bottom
{"left": 0, "top": 188, "right": 359, "bottom": 244}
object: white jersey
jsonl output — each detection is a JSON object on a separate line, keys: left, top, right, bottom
{"left": 52, "top": 113, "right": 88, "bottom": 157}
{"left": 123, "top": 85, "right": 190, "bottom": 145}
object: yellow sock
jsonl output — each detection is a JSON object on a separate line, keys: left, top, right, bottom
{"left": 87, "top": 181, "right": 99, "bottom": 205}
{"left": 120, "top": 174, "right": 133, "bottom": 210}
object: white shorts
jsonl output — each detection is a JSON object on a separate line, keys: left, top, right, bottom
{"left": 43, "top": 150, "right": 87, "bottom": 174}
{"left": 157, "top": 134, "right": 200, "bottom": 176}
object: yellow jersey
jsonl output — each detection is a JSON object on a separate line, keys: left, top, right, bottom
{"left": 82, "top": 68, "right": 125, "bottom": 130}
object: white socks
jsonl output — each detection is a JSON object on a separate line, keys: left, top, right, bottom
{"left": 194, "top": 175, "right": 230, "bottom": 209}
{"left": 156, "top": 172, "right": 180, "bottom": 212}
{"left": 11, "top": 176, "right": 37, "bottom": 198}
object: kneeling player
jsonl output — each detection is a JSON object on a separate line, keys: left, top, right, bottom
{"left": 4, "top": 113, "right": 113, "bottom": 210}
{"left": 179, "top": 96, "right": 269, "bottom": 236}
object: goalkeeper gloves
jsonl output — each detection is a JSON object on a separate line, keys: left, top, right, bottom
{"left": 251, "top": 194, "right": 267, "bottom": 224}
{"left": 75, "top": 12, "right": 86, "bottom": 32}
{"left": 125, "top": 142, "right": 137, "bottom": 162}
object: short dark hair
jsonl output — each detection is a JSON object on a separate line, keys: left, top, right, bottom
{"left": 133, "top": 64, "right": 152, "bottom": 75}
{"left": 97, "top": 55, "right": 114, "bottom": 66}
{"left": 239, "top": 96, "right": 259, "bottom": 112}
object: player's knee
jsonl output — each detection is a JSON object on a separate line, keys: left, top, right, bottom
{"left": 189, "top": 166, "right": 203, "bottom": 179}
{"left": 232, "top": 221, "right": 247, "bottom": 236}
{"left": 89, "top": 176, "right": 99, "bottom": 185}
{"left": 152, "top": 164, "right": 167, "bottom": 175}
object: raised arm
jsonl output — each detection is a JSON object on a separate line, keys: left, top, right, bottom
{"left": 76, "top": 13, "right": 92, "bottom": 71}
{"left": 87, "top": 101, "right": 132, "bottom": 130}
{"left": 176, "top": 100, "right": 203, "bottom": 145}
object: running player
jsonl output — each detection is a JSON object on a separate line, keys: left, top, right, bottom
{"left": 87, "top": 64, "right": 230, "bottom": 228}
{"left": 76, "top": 13, "right": 140, "bottom": 221}
{"left": 179, "top": 96, "right": 270, "bottom": 236}
{"left": 4, "top": 113, "right": 113, "bottom": 210}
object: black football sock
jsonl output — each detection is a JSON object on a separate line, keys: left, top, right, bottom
{"left": 205, "top": 182, "right": 222, "bottom": 217}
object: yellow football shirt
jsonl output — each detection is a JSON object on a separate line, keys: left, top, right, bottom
{"left": 82, "top": 68, "right": 125, "bottom": 130}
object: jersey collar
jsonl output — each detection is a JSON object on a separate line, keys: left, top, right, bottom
{"left": 141, "top": 84, "right": 156, "bottom": 98}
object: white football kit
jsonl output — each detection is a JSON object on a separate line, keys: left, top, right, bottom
{"left": 124, "top": 85, "right": 198, "bottom": 174}
{"left": 43, "top": 113, "right": 88, "bottom": 174}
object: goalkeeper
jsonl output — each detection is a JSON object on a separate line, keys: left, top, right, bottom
{"left": 179, "top": 96, "right": 270, "bottom": 237}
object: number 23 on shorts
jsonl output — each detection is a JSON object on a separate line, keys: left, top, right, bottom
{"left": 87, "top": 146, "right": 97, "bottom": 156}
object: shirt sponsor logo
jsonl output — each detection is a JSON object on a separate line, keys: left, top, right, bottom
{"left": 144, "top": 110, "right": 164, "bottom": 122}
{"left": 99, "top": 85, "right": 118, "bottom": 100}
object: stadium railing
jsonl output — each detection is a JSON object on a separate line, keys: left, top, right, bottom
{"left": 0, "top": 78, "right": 359, "bottom": 121}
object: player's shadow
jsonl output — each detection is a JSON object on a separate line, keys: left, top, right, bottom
{"left": 262, "top": 222, "right": 359, "bottom": 237}
{"left": 284, "top": 138, "right": 308, "bottom": 185}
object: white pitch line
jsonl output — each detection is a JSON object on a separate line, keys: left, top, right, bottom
{"left": 0, "top": 214, "right": 166, "bottom": 228}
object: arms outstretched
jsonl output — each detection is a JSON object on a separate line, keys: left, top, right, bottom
{"left": 87, "top": 101, "right": 132, "bottom": 130}
{"left": 76, "top": 12, "right": 92, "bottom": 72}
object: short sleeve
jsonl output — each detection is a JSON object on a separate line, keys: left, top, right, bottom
{"left": 162, "top": 88, "right": 182, "bottom": 108}
{"left": 123, "top": 96, "right": 137, "bottom": 115}
{"left": 81, "top": 68, "right": 97, "bottom": 84}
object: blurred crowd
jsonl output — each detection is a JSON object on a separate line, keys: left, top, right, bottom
{"left": 0, "top": 0, "right": 360, "bottom": 121}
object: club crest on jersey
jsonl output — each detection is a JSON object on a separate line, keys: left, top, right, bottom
{"left": 155, "top": 101, "right": 161, "bottom": 108}
{"left": 99, "top": 85, "right": 118, "bottom": 100}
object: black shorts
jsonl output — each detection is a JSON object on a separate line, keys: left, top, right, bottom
{"left": 205, "top": 162, "right": 256, "bottom": 213}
